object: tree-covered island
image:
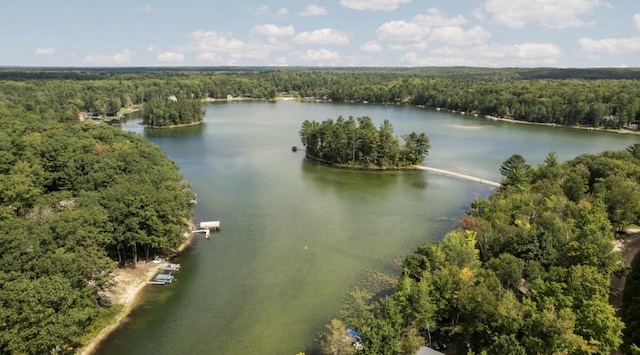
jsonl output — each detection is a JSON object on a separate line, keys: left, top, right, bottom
{"left": 142, "top": 96, "right": 205, "bottom": 128}
{"left": 299, "top": 116, "right": 430, "bottom": 169}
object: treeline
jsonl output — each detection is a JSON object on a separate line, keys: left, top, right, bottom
{"left": 623, "top": 253, "right": 640, "bottom": 354}
{"left": 142, "top": 97, "right": 205, "bottom": 127}
{"left": 320, "top": 146, "right": 640, "bottom": 354}
{"left": 0, "top": 109, "right": 194, "bottom": 353}
{"left": 299, "top": 116, "right": 430, "bottom": 168}
{"left": 0, "top": 68, "right": 638, "bottom": 129}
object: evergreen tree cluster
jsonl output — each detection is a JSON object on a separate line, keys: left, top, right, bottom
{"left": 299, "top": 116, "right": 430, "bottom": 168}
{"left": 142, "top": 97, "right": 205, "bottom": 127}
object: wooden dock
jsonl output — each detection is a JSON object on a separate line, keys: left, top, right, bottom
{"left": 414, "top": 165, "right": 501, "bottom": 188}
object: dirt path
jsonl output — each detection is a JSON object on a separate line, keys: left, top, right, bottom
{"left": 610, "top": 230, "right": 640, "bottom": 313}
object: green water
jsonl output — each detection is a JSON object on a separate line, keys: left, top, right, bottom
{"left": 95, "top": 101, "right": 639, "bottom": 355}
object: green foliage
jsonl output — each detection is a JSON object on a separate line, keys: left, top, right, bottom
{"left": 0, "top": 107, "right": 194, "bottom": 352}
{"left": 142, "top": 97, "right": 205, "bottom": 127}
{"left": 323, "top": 146, "right": 640, "bottom": 354}
{"left": 499, "top": 154, "right": 531, "bottom": 189}
{"left": 320, "top": 319, "right": 356, "bottom": 355}
{"left": 623, "top": 253, "right": 640, "bottom": 352}
{"left": 299, "top": 116, "right": 429, "bottom": 168}
{"left": 2, "top": 66, "right": 639, "bottom": 355}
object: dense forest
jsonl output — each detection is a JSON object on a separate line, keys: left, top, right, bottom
{"left": 0, "top": 67, "right": 638, "bottom": 128}
{"left": 0, "top": 74, "right": 195, "bottom": 353}
{"left": 320, "top": 147, "right": 640, "bottom": 354}
{"left": 0, "top": 67, "right": 639, "bottom": 353}
{"left": 299, "top": 116, "right": 430, "bottom": 168}
{"left": 142, "top": 97, "right": 205, "bottom": 127}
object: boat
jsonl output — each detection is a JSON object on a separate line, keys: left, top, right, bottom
{"left": 291, "top": 146, "right": 298, "bottom": 152}
{"left": 161, "top": 263, "right": 181, "bottom": 271}
{"left": 149, "top": 273, "right": 176, "bottom": 285}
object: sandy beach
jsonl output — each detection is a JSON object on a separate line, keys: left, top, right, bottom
{"left": 79, "top": 227, "right": 195, "bottom": 355}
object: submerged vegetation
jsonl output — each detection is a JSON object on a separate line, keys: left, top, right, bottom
{"left": 299, "top": 116, "right": 430, "bottom": 168}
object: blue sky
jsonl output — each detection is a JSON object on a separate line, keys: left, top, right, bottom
{"left": 2, "top": 0, "right": 639, "bottom": 67}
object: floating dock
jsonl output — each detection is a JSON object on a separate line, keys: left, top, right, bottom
{"left": 199, "top": 221, "right": 220, "bottom": 230}
{"left": 148, "top": 272, "right": 176, "bottom": 285}
{"left": 192, "top": 220, "right": 221, "bottom": 239}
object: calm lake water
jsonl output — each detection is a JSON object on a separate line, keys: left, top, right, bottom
{"left": 95, "top": 101, "right": 639, "bottom": 355}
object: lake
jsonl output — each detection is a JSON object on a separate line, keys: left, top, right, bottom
{"left": 95, "top": 101, "right": 639, "bottom": 354}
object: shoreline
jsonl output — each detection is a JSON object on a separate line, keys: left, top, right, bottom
{"left": 202, "top": 96, "right": 640, "bottom": 136}
{"left": 79, "top": 223, "right": 196, "bottom": 354}
{"left": 144, "top": 120, "right": 204, "bottom": 129}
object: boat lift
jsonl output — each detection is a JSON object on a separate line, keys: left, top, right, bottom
{"left": 192, "top": 220, "right": 221, "bottom": 239}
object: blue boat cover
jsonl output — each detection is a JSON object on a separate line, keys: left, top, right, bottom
{"left": 347, "top": 329, "right": 362, "bottom": 339}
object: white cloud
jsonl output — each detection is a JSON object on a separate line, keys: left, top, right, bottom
{"left": 374, "top": 9, "right": 478, "bottom": 48}
{"left": 301, "top": 48, "right": 340, "bottom": 65}
{"left": 275, "top": 8, "right": 288, "bottom": 17}
{"left": 141, "top": 4, "right": 152, "bottom": 12}
{"left": 430, "top": 26, "right": 491, "bottom": 45}
{"left": 196, "top": 52, "right": 223, "bottom": 63}
{"left": 185, "top": 31, "right": 243, "bottom": 52}
{"left": 339, "top": 0, "right": 411, "bottom": 11}
{"left": 579, "top": 37, "right": 640, "bottom": 59}
{"left": 298, "top": 5, "right": 327, "bottom": 17}
{"left": 473, "top": 43, "right": 562, "bottom": 62}
{"left": 413, "top": 8, "right": 466, "bottom": 27}
{"left": 484, "top": 0, "right": 604, "bottom": 29}
{"left": 83, "top": 50, "right": 134, "bottom": 66}
{"left": 253, "top": 5, "right": 270, "bottom": 15}
{"left": 35, "top": 47, "right": 55, "bottom": 55}
{"left": 402, "top": 42, "right": 562, "bottom": 67}
{"left": 387, "top": 42, "right": 428, "bottom": 51}
{"left": 472, "top": 8, "right": 485, "bottom": 20}
{"left": 376, "top": 20, "right": 429, "bottom": 43}
{"left": 157, "top": 52, "right": 184, "bottom": 63}
{"left": 271, "top": 56, "right": 289, "bottom": 66}
{"left": 293, "top": 29, "right": 350, "bottom": 45}
{"left": 360, "top": 41, "right": 383, "bottom": 52}
{"left": 634, "top": 14, "right": 640, "bottom": 30}
{"left": 251, "top": 24, "right": 295, "bottom": 37}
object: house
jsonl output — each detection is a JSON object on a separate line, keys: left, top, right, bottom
{"left": 168, "top": 95, "right": 178, "bottom": 102}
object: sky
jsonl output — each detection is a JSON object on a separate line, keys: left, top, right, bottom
{"left": 1, "top": 0, "right": 639, "bottom": 68}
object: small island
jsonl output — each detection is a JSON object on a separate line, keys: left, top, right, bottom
{"left": 299, "top": 115, "right": 430, "bottom": 169}
{"left": 142, "top": 96, "right": 205, "bottom": 128}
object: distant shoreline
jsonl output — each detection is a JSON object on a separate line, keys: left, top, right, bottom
{"left": 201, "top": 96, "right": 640, "bottom": 136}
{"left": 143, "top": 120, "right": 204, "bottom": 129}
